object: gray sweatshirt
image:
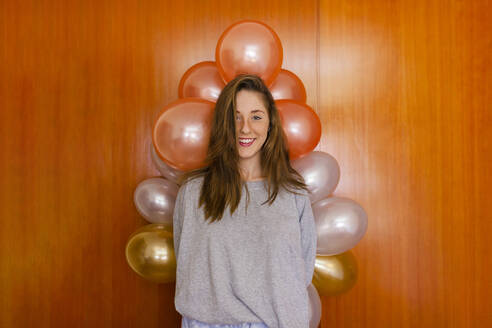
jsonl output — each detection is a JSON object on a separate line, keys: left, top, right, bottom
{"left": 173, "top": 176, "right": 317, "bottom": 328}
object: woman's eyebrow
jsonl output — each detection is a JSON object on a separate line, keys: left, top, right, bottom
{"left": 236, "top": 110, "right": 265, "bottom": 113}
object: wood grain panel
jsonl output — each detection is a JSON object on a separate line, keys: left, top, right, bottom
{"left": 318, "top": 0, "right": 491, "bottom": 327}
{"left": 2, "top": 0, "right": 490, "bottom": 327}
{"left": 0, "top": 0, "right": 318, "bottom": 327}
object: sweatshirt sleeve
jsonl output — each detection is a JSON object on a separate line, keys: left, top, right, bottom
{"left": 296, "top": 191, "right": 317, "bottom": 288}
{"left": 173, "top": 182, "right": 187, "bottom": 258}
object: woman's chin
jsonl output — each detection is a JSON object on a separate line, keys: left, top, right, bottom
{"left": 238, "top": 150, "right": 261, "bottom": 161}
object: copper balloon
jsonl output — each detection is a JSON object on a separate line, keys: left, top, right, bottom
{"left": 125, "top": 224, "right": 176, "bottom": 283}
{"left": 269, "top": 69, "right": 307, "bottom": 102}
{"left": 276, "top": 100, "right": 322, "bottom": 159}
{"left": 312, "top": 251, "right": 358, "bottom": 296}
{"left": 153, "top": 98, "right": 215, "bottom": 171}
{"left": 151, "top": 144, "right": 184, "bottom": 185}
{"left": 178, "top": 61, "right": 225, "bottom": 102}
{"left": 216, "top": 20, "right": 283, "bottom": 85}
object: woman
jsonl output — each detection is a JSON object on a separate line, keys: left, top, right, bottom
{"left": 173, "top": 74, "right": 317, "bottom": 328}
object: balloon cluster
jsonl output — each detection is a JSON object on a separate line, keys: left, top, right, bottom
{"left": 126, "top": 20, "right": 368, "bottom": 327}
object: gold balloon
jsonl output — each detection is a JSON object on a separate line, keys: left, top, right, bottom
{"left": 125, "top": 224, "right": 176, "bottom": 283}
{"left": 312, "top": 251, "right": 358, "bottom": 296}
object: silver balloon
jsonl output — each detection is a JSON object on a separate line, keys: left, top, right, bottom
{"left": 151, "top": 144, "right": 184, "bottom": 185}
{"left": 291, "top": 151, "right": 340, "bottom": 203}
{"left": 307, "top": 283, "right": 322, "bottom": 328}
{"left": 312, "top": 197, "right": 368, "bottom": 256}
{"left": 134, "top": 177, "right": 179, "bottom": 225}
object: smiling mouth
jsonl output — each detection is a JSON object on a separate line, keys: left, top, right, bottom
{"left": 239, "top": 138, "right": 255, "bottom": 147}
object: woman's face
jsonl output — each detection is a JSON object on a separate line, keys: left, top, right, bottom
{"left": 235, "top": 89, "right": 270, "bottom": 162}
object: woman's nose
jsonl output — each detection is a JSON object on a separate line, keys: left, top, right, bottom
{"left": 240, "top": 119, "right": 251, "bottom": 134}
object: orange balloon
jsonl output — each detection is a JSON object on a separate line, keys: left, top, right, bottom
{"left": 216, "top": 20, "right": 283, "bottom": 85}
{"left": 276, "top": 100, "right": 321, "bottom": 159}
{"left": 269, "top": 69, "right": 307, "bottom": 102}
{"left": 178, "top": 61, "right": 225, "bottom": 102}
{"left": 153, "top": 98, "right": 215, "bottom": 171}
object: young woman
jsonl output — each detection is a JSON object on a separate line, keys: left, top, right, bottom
{"left": 173, "top": 74, "right": 317, "bottom": 328}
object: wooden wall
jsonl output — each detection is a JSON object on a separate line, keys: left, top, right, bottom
{"left": 1, "top": 0, "right": 490, "bottom": 327}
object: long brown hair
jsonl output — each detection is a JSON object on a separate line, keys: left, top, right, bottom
{"left": 178, "top": 74, "right": 308, "bottom": 222}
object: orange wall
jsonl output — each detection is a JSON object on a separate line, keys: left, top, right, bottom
{"left": 1, "top": 0, "right": 490, "bottom": 327}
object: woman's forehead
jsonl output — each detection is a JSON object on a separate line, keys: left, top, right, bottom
{"left": 235, "top": 90, "right": 268, "bottom": 112}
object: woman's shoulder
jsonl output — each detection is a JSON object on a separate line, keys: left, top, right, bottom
{"left": 287, "top": 185, "right": 311, "bottom": 209}
{"left": 293, "top": 194, "right": 312, "bottom": 225}
{"left": 179, "top": 175, "right": 204, "bottom": 193}
{"left": 283, "top": 182, "right": 309, "bottom": 197}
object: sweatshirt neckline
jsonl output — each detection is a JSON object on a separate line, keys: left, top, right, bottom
{"left": 244, "top": 179, "right": 266, "bottom": 189}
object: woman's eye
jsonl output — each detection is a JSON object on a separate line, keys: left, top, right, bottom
{"left": 253, "top": 116, "right": 262, "bottom": 120}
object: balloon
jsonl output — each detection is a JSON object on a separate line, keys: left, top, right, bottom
{"left": 312, "top": 197, "right": 368, "bottom": 256}
{"left": 216, "top": 20, "right": 283, "bottom": 85}
{"left": 134, "top": 177, "right": 179, "bottom": 225}
{"left": 313, "top": 251, "right": 358, "bottom": 296}
{"left": 125, "top": 224, "right": 176, "bottom": 283}
{"left": 178, "top": 61, "right": 225, "bottom": 102}
{"left": 153, "top": 98, "right": 215, "bottom": 171}
{"left": 269, "top": 69, "right": 307, "bottom": 102}
{"left": 307, "top": 284, "right": 322, "bottom": 328}
{"left": 276, "top": 100, "right": 321, "bottom": 159}
{"left": 151, "top": 144, "right": 184, "bottom": 185}
{"left": 291, "top": 151, "right": 340, "bottom": 203}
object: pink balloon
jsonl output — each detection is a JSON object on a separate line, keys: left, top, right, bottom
{"left": 216, "top": 20, "right": 283, "bottom": 85}
{"left": 312, "top": 197, "right": 368, "bottom": 256}
{"left": 178, "top": 61, "right": 225, "bottom": 102}
{"left": 150, "top": 144, "right": 184, "bottom": 185}
{"left": 153, "top": 98, "right": 215, "bottom": 171}
{"left": 269, "top": 69, "right": 307, "bottom": 102}
{"left": 276, "top": 100, "right": 322, "bottom": 159}
{"left": 307, "top": 284, "right": 322, "bottom": 328}
{"left": 291, "top": 151, "right": 340, "bottom": 203}
{"left": 133, "top": 178, "right": 179, "bottom": 225}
